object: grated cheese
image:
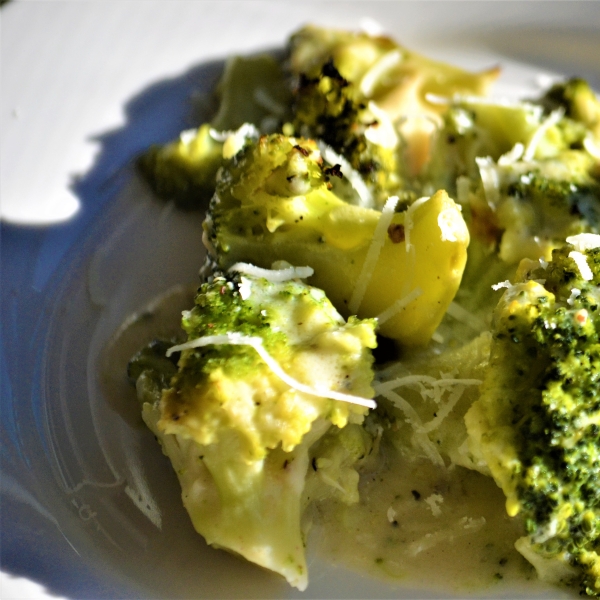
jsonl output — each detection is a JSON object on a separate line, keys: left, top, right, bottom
{"left": 179, "top": 128, "right": 198, "bottom": 145}
{"left": 497, "top": 142, "right": 524, "bottom": 166}
{"left": 364, "top": 101, "right": 399, "bottom": 149}
{"left": 568, "top": 251, "right": 593, "bottom": 281}
{"left": 475, "top": 157, "right": 500, "bottom": 208}
{"left": 166, "top": 333, "right": 376, "bottom": 409}
{"left": 523, "top": 108, "right": 565, "bottom": 161}
{"left": 404, "top": 196, "right": 430, "bottom": 252}
{"left": 376, "top": 287, "right": 423, "bottom": 325}
{"left": 359, "top": 49, "right": 403, "bottom": 97}
{"left": 348, "top": 195, "right": 399, "bottom": 314}
{"left": 438, "top": 206, "right": 466, "bottom": 243}
{"left": 424, "top": 493, "right": 444, "bottom": 517}
{"left": 422, "top": 385, "right": 466, "bottom": 434}
{"left": 378, "top": 389, "right": 445, "bottom": 467}
{"left": 566, "top": 233, "right": 600, "bottom": 252}
{"left": 408, "top": 516, "right": 486, "bottom": 556}
{"left": 446, "top": 302, "right": 487, "bottom": 332}
{"left": 317, "top": 141, "right": 374, "bottom": 208}
{"left": 583, "top": 133, "right": 600, "bottom": 160}
{"left": 491, "top": 280, "right": 512, "bottom": 291}
{"left": 238, "top": 277, "right": 252, "bottom": 300}
{"left": 567, "top": 288, "right": 582, "bottom": 306}
{"left": 209, "top": 123, "right": 260, "bottom": 159}
{"left": 228, "top": 262, "right": 314, "bottom": 281}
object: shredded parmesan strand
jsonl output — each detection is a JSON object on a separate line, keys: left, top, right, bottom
{"left": 491, "top": 280, "right": 512, "bottom": 291}
{"left": 375, "top": 374, "right": 481, "bottom": 395}
{"left": 497, "top": 142, "right": 524, "bottom": 166}
{"left": 348, "top": 196, "right": 399, "bottom": 314}
{"left": 567, "top": 288, "right": 582, "bottom": 306}
{"left": 408, "top": 516, "right": 486, "bottom": 556}
{"left": 375, "top": 373, "right": 438, "bottom": 394}
{"left": 179, "top": 128, "right": 198, "bottom": 145}
{"left": 228, "top": 262, "right": 314, "bottom": 281}
{"left": 209, "top": 123, "right": 259, "bottom": 143}
{"left": 523, "top": 108, "right": 565, "bottom": 161}
{"left": 365, "top": 101, "right": 399, "bottom": 149}
{"left": 317, "top": 141, "right": 373, "bottom": 208}
{"left": 568, "top": 251, "right": 594, "bottom": 281}
{"left": 404, "top": 196, "right": 430, "bottom": 252}
{"left": 166, "top": 333, "right": 376, "bottom": 409}
{"left": 583, "top": 133, "right": 600, "bottom": 160}
{"left": 376, "top": 287, "right": 423, "bottom": 325}
{"left": 446, "top": 301, "right": 487, "bottom": 332}
{"left": 566, "top": 233, "right": 600, "bottom": 252}
{"left": 422, "top": 385, "right": 465, "bottom": 434}
{"left": 359, "top": 49, "right": 403, "bottom": 97}
{"left": 475, "top": 157, "right": 500, "bottom": 208}
{"left": 379, "top": 389, "right": 445, "bottom": 467}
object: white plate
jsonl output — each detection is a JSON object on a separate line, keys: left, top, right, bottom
{"left": 2, "top": 2, "right": 599, "bottom": 599}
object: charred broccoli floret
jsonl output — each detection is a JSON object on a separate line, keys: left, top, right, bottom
{"left": 291, "top": 58, "right": 401, "bottom": 207}
{"left": 289, "top": 25, "right": 499, "bottom": 202}
{"left": 129, "top": 267, "right": 377, "bottom": 590}
{"left": 466, "top": 235, "right": 600, "bottom": 597}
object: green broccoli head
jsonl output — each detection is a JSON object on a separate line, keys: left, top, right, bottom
{"left": 204, "top": 132, "right": 470, "bottom": 346}
{"left": 291, "top": 58, "right": 401, "bottom": 207}
{"left": 538, "top": 78, "right": 600, "bottom": 139}
{"left": 130, "top": 268, "right": 377, "bottom": 589}
{"left": 288, "top": 24, "right": 500, "bottom": 200}
{"left": 138, "top": 123, "right": 225, "bottom": 210}
{"left": 465, "top": 235, "right": 600, "bottom": 597}
{"left": 427, "top": 79, "right": 600, "bottom": 195}
{"left": 437, "top": 107, "right": 600, "bottom": 267}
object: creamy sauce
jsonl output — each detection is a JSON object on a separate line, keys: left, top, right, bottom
{"left": 104, "top": 288, "right": 559, "bottom": 597}
{"left": 310, "top": 446, "right": 543, "bottom": 595}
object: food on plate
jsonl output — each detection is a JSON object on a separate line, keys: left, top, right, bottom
{"left": 466, "top": 238, "right": 600, "bottom": 597}
{"left": 202, "top": 132, "right": 469, "bottom": 344}
{"left": 129, "top": 267, "right": 377, "bottom": 589}
{"left": 128, "top": 24, "right": 600, "bottom": 596}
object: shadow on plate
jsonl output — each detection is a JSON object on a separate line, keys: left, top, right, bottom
{"left": 0, "top": 54, "right": 291, "bottom": 600}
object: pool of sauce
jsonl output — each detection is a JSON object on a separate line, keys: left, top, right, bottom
{"left": 102, "top": 286, "right": 565, "bottom": 598}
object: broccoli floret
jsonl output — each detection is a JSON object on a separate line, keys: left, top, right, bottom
{"left": 495, "top": 164, "right": 600, "bottom": 264}
{"left": 203, "top": 133, "right": 470, "bottom": 346}
{"left": 437, "top": 125, "right": 600, "bottom": 267}
{"left": 289, "top": 25, "right": 499, "bottom": 201}
{"left": 465, "top": 236, "right": 600, "bottom": 597}
{"left": 138, "top": 53, "right": 291, "bottom": 210}
{"left": 138, "top": 123, "right": 224, "bottom": 210}
{"left": 130, "top": 268, "right": 377, "bottom": 590}
{"left": 427, "top": 79, "right": 600, "bottom": 196}
{"left": 426, "top": 99, "right": 546, "bottom": 191}
{"left": 538, "top": 78, "right": 600, "bottom": 139}
{"left": 288, "top": 25, "right": 499, "bottom": 123}
{"left": 291, "top": 58, "right": 402, "bottom": 207}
